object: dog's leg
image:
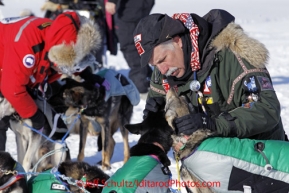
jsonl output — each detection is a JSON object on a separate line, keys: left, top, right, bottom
{"left": 77, "top": 115, "right": 89, "bottom": 161}
{"left": 111, "top": 112, "right": 129, "bottom": 163}
{"left": 119, "top": 96, "right": 133, "bottom": 163}
{"left": 50, "top": 142, "right": 67, "bottom": 171}
{"left": 97, "top": 116, "right": 113, "bottom": 170}
{"left": 9, "top": 120, "right": 28, "bottom": 164}
{"left": 102, "top": 124, "right": 115, "bottom": 170}
{"left": 120, "top": 125, "right": 130, "bottom": 163}
{"left": 21, "top": 120, "right": 42, "bottom": 172}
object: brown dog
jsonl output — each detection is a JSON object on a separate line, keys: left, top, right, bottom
{"left": 57, "top": 161, "right": 110, "bottom": 193}
{"left": 165, "top": 88, "right": 215, "bottom": 193}
{"left": 48, "top": 77, "right": 133, "bottom": 170}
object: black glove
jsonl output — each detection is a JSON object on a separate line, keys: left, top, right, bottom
{"left": 174, "top": 113, "right": 216, "bottom": 135}
{"left": 29, "top": 109, "right": 45, "bottom": 130}
{"left": 79, "top": 67, "right": 105, "bottom": 85}
{"left": 143, "top": 97, "right": 165, "bottom": 119}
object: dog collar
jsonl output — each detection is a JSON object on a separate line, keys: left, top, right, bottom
{"left": 0, "top": 174, "right": 25, "bottom": 190}
{"left": 149, "top": 154, "right": 160, "bottom": 162}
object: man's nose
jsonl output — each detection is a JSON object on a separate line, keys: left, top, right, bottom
{"left": 157, "top": 63, "right": 168, "bottom": 75}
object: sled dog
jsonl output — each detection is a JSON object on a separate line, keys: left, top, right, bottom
{"left": 102, "top": 107, "right": 174, "bottom": 193}
{"left": 48, "top": 77, "right": 133, "bottom": 170}
{"left": 57, "top": 161, "right": 109, "bottom": 193}
{"left": 0, "top": 151, "right": 28, "bottom": 193}
{"left": 0, "top": 95, "right": 69, "bottom": 173}
{"left": 165, "top": 88, "right": 214, "bottom": 193}
{"left": 165, "top": 88, "right": 289, "bottom": 193}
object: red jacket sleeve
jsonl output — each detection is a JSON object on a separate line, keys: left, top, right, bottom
{"left": 1, "top": 41, "right": 38, "bottom": 118}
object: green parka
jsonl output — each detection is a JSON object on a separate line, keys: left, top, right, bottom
{"left": 148, "top": 9, "right": 286, "bottom": 140}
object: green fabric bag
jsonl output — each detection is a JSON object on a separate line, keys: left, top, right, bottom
{"left": 28, "top": 169, "right": 67, "bottom": 193}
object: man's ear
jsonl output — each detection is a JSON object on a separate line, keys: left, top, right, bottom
{"left": 173, "top": 36, "right": 182, "bottom": 48}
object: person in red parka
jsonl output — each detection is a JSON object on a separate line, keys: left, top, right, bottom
{"left": 0, "top": 11, "right": 105, "bottom": 150}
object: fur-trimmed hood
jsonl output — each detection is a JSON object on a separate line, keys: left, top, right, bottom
{"left": 46, "top": 11, "right": 101, "bottom": 75}
{"left": 211, "top": 22, "right": 269, "bottom": 68}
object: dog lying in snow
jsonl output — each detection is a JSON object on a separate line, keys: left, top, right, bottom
{"left": 0, "top": 151, "right": 28, "bottom": 193}
{"left": 164, "top": 88, "right": 289, "bottom": 193}
{"left": 102, "top": 107, "right": 174, "bottom": 193}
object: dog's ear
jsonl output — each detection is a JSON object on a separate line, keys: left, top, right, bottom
{"left": 124, "top": 123, "right": 149, "bottom": 135}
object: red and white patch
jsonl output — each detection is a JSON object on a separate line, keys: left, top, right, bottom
{"left": 134, "top": 34, "right": 142, "bottom": 43}
{"left": 203, "top": 83, "right": 211, "bottom": 94}
{"left": 22, "top": 54, "right": 35, "bottom": 68}
{"left": 135, "top": 42, "right": 145, "bottom": 56}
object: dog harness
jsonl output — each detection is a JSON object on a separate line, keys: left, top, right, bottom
{"left": 0, "top": 174, "right": 25, "bottom": 190}
{"left": 96, "top": 68, "right": 140, "bottom": 106}
{"left": 28, "top": 169, "right": 67, "bottom": 193}
{"left": 0, "top": 162, "right": 26, "bottom": 191}
{"left": 102, "top": 155, "right": 171, "bottom": 193}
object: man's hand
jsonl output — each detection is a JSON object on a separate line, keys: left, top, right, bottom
{"left": 105, "top": 2, "right": 116, "bottom": 15}
{"left": 174, "top": 113, "right": 216, "bottom": 135}
{"left": 143, "top": 97, "right": 165, "bottom": 119}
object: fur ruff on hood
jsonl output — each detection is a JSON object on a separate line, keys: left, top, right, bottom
{"left": 47, "top": 13, "right": 101, "bottom": 73}
{"left": 40, "top": 1, "right": 69, "bottom": 12}
{"left": 211, "top": 22, "right": 269, "bottom": 68}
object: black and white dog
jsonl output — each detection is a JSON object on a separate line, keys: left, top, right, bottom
{"left": 102, "top": 106, "right": 174, "bottom": 192}
{"left": 0, "top": 95, "right": 70, "bottom": 173}
{"left": 0, "top": 151, "right": 28, "bottom": 193}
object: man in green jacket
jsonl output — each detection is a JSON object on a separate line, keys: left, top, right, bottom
{"left": 133, "top": 9, "right": 287, "bottom": 141}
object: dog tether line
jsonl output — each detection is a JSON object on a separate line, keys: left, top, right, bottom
{"left": 22, "top": 114, "right": 81, "bottom": 176}
{"left": 174, "top": 154, "right": 182, "bottom": 192}
{"left": 22, "top": 113, "right": 80, "bottom": 144}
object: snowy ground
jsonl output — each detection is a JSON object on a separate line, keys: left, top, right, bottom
{"left": 1, "top": 0, "right": 289, "bottom": 192}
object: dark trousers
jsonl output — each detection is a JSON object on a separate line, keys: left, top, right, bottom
{"left": 115, "top": 19, "right": 152, "bottom": 93}
{"left": 114, "top": 0, "right": 154, "bottom": 93}
{"left": 0, "top": 116, "right": 10, "bottom": 151}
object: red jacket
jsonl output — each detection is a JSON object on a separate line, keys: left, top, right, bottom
{"left": 0, "top": 16, "right": 68, "bottom": 118}
{"left": 0, "top": 11, "right": 100, "bottom": 119}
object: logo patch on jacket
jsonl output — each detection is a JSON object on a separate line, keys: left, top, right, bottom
{"left": 51, "top": 183, "right": 66, "bottom": 191}
{"left": 23, "top": 54, "right": 35, "bottom": 68}
{"left": 203, "top": 76, "right": 212, "bottom": 94}
{"left": 134, "top": 34, "right": 144, "bottom": 55}
{"left": 243, "top": 76, "right": 258, "bottom": 93}
{"left": 256, "top": 76, "right": 274, "bottom": 91}
{"left": 135, "top": 42, "right": 144, "bottom": 55}
{"left": 37, "top": 22, "right": 52, "bottom": 30}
